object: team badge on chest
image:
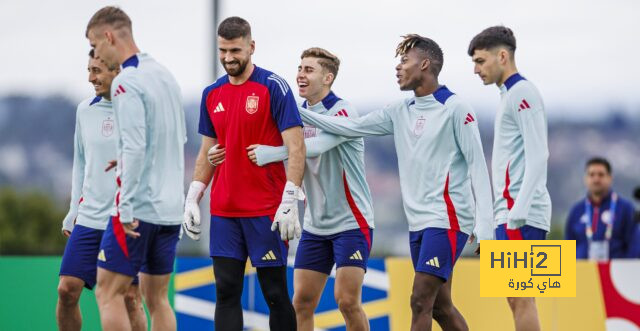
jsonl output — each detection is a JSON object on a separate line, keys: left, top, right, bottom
{"left": 303, "top": 125, "right": 317, "bottom": 138}
{"left": 246, "top": 95, "right": 259, "bottom": 114}
{"left": 413, "top": 116, "right": 426, "bottom": 136}
{"left": 102, "top": 118, "right": 114, "bottom": 137}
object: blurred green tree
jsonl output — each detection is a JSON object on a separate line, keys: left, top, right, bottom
{"left": 0, "top": 188, "right": 67, "bottom": 255}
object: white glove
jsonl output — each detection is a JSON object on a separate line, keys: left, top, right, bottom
{"left": 271, "top": 181, "right": 305, "bottom": 241}
{"left": 182, "top": 181, "right": 206, "bottom": 241}
{"left": 61, "top": 210, "right": 77, "bottom": 235}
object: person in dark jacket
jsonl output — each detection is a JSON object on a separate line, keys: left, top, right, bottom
{"left": 565, "top": 157, "right": 638, "bottom": 260}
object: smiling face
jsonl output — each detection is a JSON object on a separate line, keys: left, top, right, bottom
{"left": 88, "top": 56, "right": 118, "bottom": 99}
{"left": 218, "top": 36, "right": 254, "bottom": 77}
{"left": 296, "top": 57, "right": 333, "bottom": 102}
{"left": 395, "top": 48, "right": 428, "bottom": 91}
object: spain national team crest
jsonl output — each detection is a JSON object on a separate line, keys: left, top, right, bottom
{"left": 413, "top": 116, "right": 426, "bottom": 136}
{"left": 246, "top": 95, "right": 259, "bottom": 114}
{"left": 102, "top": 118, "right": 114, "bottom": 137}
{"left": 303, "top": 125, "right": 317, "bottom": 138}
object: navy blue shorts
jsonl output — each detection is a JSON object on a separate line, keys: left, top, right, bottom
{"left": 210, "top": 215, "right": 288, "bottom": 267}
{"left": 495, "top": 224, "right": 547, "bottom": 240}
{"left": 60, "top": 224, "right": 140, "bottom": 289}
{"left": 294, "top": 228, "right": 373, "bottom": 275}
{"left": 410, "top": 228, "right": 468, "bottom": 281}
{"left": 59, "top": 225, "right": 104, "bottom": 290}
{"left": 98, "top": 217, "right": 180, "bottom": 277}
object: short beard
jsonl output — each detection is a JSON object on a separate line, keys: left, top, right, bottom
{"left": 590, "top": 187, "right": 608, "bottom": 197}
{"left": 97, "top": 85, "right": 111, "bottom": 100}
{"left": 222, "top": 59, "right": 249, "bottom": 77}
{"left": 400, "top": 76, "right": 420, "bottom": 92}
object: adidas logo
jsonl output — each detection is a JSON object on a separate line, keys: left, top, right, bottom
{"left": 98, "top": 250, "right": 106, "bottom": 262}
{"left": 113, "top": 84, "right": 126, "bottom": 97}
{"left": 261, "top": 250, "right": 277, "bottom": 261}
{"left": 518, "top": 99, "right": 531, "bottom": 112}
{"left": 464, "top": 113, "right": 475, "bottom": 125}
{"left": 349, "top": 250, "right": 363, "bottom": 260}
{"left": 214, "top": 102, "right": 225, "bottom": 113}
{"left": 425, "top": 256, "right": 440, "bottom": 268}
{"left": 334, "top": 109, "right": 349, "bottom": 117}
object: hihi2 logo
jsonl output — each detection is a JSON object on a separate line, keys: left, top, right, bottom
{"left": 480, "top": 240, "right": 576, "bottom": 297}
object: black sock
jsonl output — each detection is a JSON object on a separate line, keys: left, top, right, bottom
{"left": 213, "top": 257, "right": 246, "bottom": 331}
{"left": 256, "top": 266, "right": 297, "bottom": 331}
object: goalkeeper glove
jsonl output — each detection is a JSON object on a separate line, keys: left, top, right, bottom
{"left": 271, "top": 181, "right": 305, "bottom": 241}
{"left": 182, "top": 181, "right": 206, "bottom": 240}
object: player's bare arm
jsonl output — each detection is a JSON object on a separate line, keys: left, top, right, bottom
{"left": 281, "top": 126, "right": 305, "bottom": 186}
{"left": 270, "top": 126, "right": 306, "bottom": 241}
{"left": 194, "top": 136, "right": 218, "bottom": 184}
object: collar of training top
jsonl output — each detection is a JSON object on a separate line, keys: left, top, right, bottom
{"left": 122, "top": 54, "right": 140, "bottom": 69}
{"left": 410, "top": 85, "right": 455, "bottom": 107}
{"left": 89, "top": 96, "right": 102, "bottom": 106}
{"left": 302, "top": 90, "right": 342, "bottom": 110}
{"left": 433, "top": 85, "right": 454, "bottom": 104}
{"left": 503, "top": 72, "right": 526, "bottom": 91}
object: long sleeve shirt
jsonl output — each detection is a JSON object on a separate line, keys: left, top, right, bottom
{"left": 62, "top": 96, "right": 118, "bottom": 230}
{"left": 253, "top": 91, "right": 374, "bottom": 235}
{"left": 111, "top": 53, "right": 186, "bottom": 225}
{"left": 492, "top": 73, "right": 552, "bottom": 231}
{"left": 298, "top": 86, "right": 494, "bottom": 240}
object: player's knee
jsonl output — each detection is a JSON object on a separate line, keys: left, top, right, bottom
{"left": 216, "top": 277, "right": 243, "bottom": 304}
{"left": 292, "top": 293, "right": 315, "bottom": 315}
{"left": 262, "top": 286, "right": 289, "bottom": 308}
{"left": 336, "top": 293, "right": 361, "bottom": 316}
{"left": 432, "top": 303, "right": 453, "bottom": 323}
{"left": 141, "top": 286, "right": 168, "bottom": 313}
{"left": 507, "top": 297, "right": 534, "bottom": 312}
{"left": 124, "top": 288, "right": 143, "bottom": 313}
{"left": 94, "top": 284, "right": 108, "bottom": 305}
{"left": 410, "top": 292, "right": 433, "bottom": 315}
{"left": 141, "top": 282, "right": 164, "bottom": 304}
{"left": 95, "top": 282, "right": 126, "bottom": 305}
{"left": 57, "top": 282, "right": 82, "bottom": 306}
{"left": 145, "top": 295, "right": 167, "bottom": 314}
